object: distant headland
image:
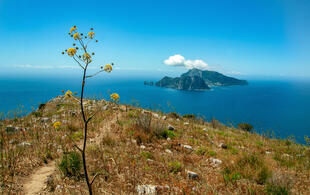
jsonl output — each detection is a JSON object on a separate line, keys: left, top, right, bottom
{"left": 145, "top": 68, "right": 248, "bottom": 91}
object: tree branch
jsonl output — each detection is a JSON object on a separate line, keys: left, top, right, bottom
{"left": 86, "top": 69, "right": 104, "bottom": 78}
{"left": 73, "top": 56, "right": 85, "bottom": 69}
{"left": 90, "top": 172, "right": 103, "bottom": 185}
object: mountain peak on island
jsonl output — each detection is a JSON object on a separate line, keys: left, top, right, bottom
{"left": 155, "top": 68, "right": 247, "bottom": 91}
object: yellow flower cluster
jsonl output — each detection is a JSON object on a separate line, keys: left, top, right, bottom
{"left": 73, "top": 33, "right": 81, "bottom": 40}
{"left": 67, "top": 48, "right": 77, "bottom": 57}
{"left": 83, "top": 53, "right": 92, "bottom": 63}
{"left": 110, "top": 93, "right": 120, "bottom": 102}
{"left": 53, "top": 121, "right": 61, "bottom": 130}
{"left": 104, "top": 64, "right": 112, "bottom": 73}
{"left": 88, "top": 31, "right": 95, "bottom": 39}
{"left": 70, "top": 26, "right": 77, "bottom": 33}
{"left": 64, "top": 90, "right": 73, "bottom": 99}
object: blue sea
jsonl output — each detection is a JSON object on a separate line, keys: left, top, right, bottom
{"left": 1, "top": 76, "right": 309, "bottom": 143}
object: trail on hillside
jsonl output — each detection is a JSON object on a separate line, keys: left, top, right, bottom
{"left": 22, "top": 111, "right": 119, "bottom": 194}
{"left": 23, "top": 161, "right": 56, "bottom": 195}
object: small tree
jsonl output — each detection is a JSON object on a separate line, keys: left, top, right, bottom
{"left": 238, "top": 123, "right": 254, "bottom": 132}
{"left": 62, "top": 26, "right": 119, "bottom": 194}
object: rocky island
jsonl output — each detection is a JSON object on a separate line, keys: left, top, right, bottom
{"left": 155, "top": 68, "right": 248, "bottom": 91}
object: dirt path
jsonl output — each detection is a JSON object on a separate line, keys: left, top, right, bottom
{"left": 22, "top": 112, "right": 120, "bottom": 194}
{"left": 23, "top": 161, "right": 56, "bottom": 195}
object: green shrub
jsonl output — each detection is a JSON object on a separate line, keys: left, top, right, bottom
{"left": 266, "top": 184, "right": 289, "bottom": 195}
{"left": 257, "top": 167, "right": 271, "bottom": 184}
{"left": 38, "top": 103, "right": 46, "bottom": 110}
{"left": 58, "top": 151, "right": 82, "bottom": 177}
{"left": 223, "top": 167, "right": 241, "bottom": 183}
{"left": 72, "top": 131, "right": 83, "bottom": 141}
{"left": 168, "top": 112, "right": 180, "bottom": 119}
{"left": 195, "top": 147, "right": 207, "bottom": 156}
{"left": 101, "top": 134, "right": 116, "bottom": 146}
{"left": 183, "top": 114, "right": 195, "bottom": 119}
{"left": 141, "top": 151, "right": 154, "bottom": 159}
{"left": 208, "top": 150, "right": 217, "bottom": 157}
{"left": 32, "top": 111, "right": 42, "bottom": 117}
{"left": 238, "top": 123, "right": 254, "bottom": 132}
{"left": 168, "top": 161, "right": 182, "bottom": 173}
{"left": 159, "top": 130, "right": 176, "bottom": 139}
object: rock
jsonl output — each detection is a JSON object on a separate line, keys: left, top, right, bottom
{"left": 55, "top": 185, "right": 63, "bottom": 191}
{"left": 168, "top": 124, "right": 175, "bottom": 131}
{"left": 184, "top": 122, "right": 189, "bottom": 125}
{"left": 140, "top": 145, "right": 146, "bottom": 149}
{"left": 9, "top": 139, "right": 18, "bottom": 144}
{"left": 219, "top": 143, "right": 228, "bottom": 149}
{"left": 41, "top": 117, "right": 50, "bottom": 123}
{"left": 282, "top": 153, "right": 292, "bottom": 158}
{"left": 162, "top": 116, "right": 167, "bottom": 120}
{"left": 182, "top": 144, "right": 193, "bottom": 151}
{"left": 165, "top": 149, "right": 172, "bottom": 154}
{"left": 102, "top": 105, "right": 108, "bottom": 111}
{"left": 152, "top": 113, "right": 159, "bottom": 118}
{"left": 186, "top": 170, "right": 199, "bottom": 179}
{"left": 6, "top": 125, "right": 20, "bottom": 134}
{"left": 120, "top": 105, "right": 127, "bottom": 111}
{"left": 209, "top": 158, "right": 222, "bottom": 165}
{"left": 70, "top": 111, "right": 77, "bottom": 116}
{"left": 167, "top": 137, "right": 171, "bottom": 141}
{"left": 18, "top": 142, "right": 31, "bottom": 147}
{"left": 137, "top": 185, "right": 156, "bottom": 195}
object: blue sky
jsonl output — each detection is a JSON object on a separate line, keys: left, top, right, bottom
{"left": 0, "top": 0, "right": 309, "bottom": 79}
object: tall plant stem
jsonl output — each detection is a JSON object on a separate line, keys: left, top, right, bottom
{"left": 80, "top": 67, "right": 93, "bottom": 195}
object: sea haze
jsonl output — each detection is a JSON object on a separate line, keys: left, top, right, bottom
{"left": 0, "top": 77, "right": 309, "bottom": 143}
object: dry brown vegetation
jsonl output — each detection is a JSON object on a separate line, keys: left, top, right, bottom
{"left": 0, "top": 96, "right": 310, "bottom": 194}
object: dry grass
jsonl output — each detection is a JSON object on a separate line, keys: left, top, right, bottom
{"left": 0, "top": 96, "right": 309, "bottom": 194}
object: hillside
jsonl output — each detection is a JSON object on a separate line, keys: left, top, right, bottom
{"left": 1, "top": 96, "right": 309, "bottom": 194}
{"left": 156, "top": 68, "right": 247, "bottom": 90}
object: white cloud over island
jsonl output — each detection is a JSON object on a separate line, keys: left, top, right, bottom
{"left": 163, "top": 54, "right": 209, "bottom": 70}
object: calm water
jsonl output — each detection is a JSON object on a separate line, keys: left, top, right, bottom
{"left": 1, "top": 77, "right": 309, "bottom": 143}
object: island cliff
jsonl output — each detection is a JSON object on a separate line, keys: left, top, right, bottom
{"left": 155, "top": 68, "right": 247, "bottom": 90}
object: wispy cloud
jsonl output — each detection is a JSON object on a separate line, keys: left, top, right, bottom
{"left": 163, "top": 54, "right": 209, "bottom": 70}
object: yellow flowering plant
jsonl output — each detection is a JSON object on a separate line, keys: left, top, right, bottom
{"left": 53, "top": 121, "right": 61, "bottom": 130}
{"left": 61, "top": 26, "right": 118, "bottom": 195}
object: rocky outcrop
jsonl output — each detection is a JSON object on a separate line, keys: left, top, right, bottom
{"left": 155, "top": 68, "right": 247, "bottom": 91}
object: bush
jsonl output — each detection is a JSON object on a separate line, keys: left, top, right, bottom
{"left": 195, "top": 147, "right": 207, "bottom": 156}
{"left": 238, "top": 123, "right": 254, "bottom": 132}
{"left": 58, "top": 151, "right": 82, "bottom": 177}
{"left": 266, "top": 185, "right": 289, "bottom": 195}
{"left": 210, "top": 118, "right": 222, "bottom": 129}
{"left": 134, "top": 113, "right": 152, "bottom": 134}
{"left": 257, "top": 166, "right": 271, "bottom": 184}
{"left": 223, "top": 153, "right": 270, "bottom": 184}
{"left": 159, "top": 130, "right": 175, "bottom": 139}
{"left": 183, "top": 114, "right": 195, "bottom": 119}
{"left": 168, "top": 161, "right": 182, "bottom": 173}
{"left": 168, "top": 112, "right": 180, "bottom": 119}
{"left": 38, "top": 103, "right": 46, "bottom": 110}
{"left": 67, "top": 123, "right": 80, "bottom": 132}
{"left": 133, "top": 112, "right": 167, "bottom": 141}
{"left": 32, "top": 111, "right": 42, "bottom": 117}
{"left": 72, "top": 131, "right": 83, "bottom": 141}
{"left": 141, "top": 151, "right": 154, "bottom": 160}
